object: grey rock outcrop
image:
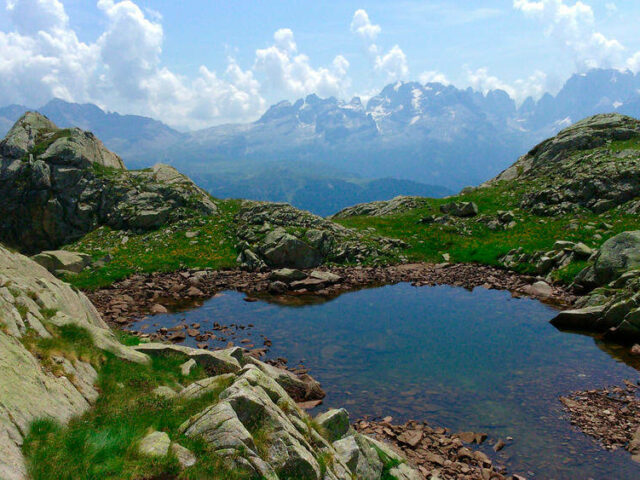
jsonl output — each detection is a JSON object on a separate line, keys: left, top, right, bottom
{"left": 0, "top": 244, "right": 147, "bottom": 480}
{"left": 486, "top": 114, "right": 640, "bottom": 215}
{"left": 552, "top": 231, "right": 640, "bottom": 343}
{"left": 331, "top": 196, "right": 431, "bottom": 219}
{"left": 177, "top": 360, "right": 418, "bottom": 480}
{"left": 500, "top": 240, "right": 595, "bottom": 281}
{"left": 31, "top": 249, "right": 92, "bottom": 275}
{"left": 315, "top": 408, "right": 350, "bottom": 442}
{"left": 439, "top": 201, "right": 479, "bottom": 217}
{"left": 0, "top": 112, "right": 217, "bottom": 253}
{"left": 235, "top": 202, "right": 408, "bottom": 270}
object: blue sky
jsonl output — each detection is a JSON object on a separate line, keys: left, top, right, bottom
{"left": 1, "top": 0, "right": 639, "bottom": 129}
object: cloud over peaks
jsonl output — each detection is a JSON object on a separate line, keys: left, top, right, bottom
{"left": 350, "top": 9, "right": 409, "bottom": 81}
{"left": 513, "top": 0, "right": 624, "bottom": 70}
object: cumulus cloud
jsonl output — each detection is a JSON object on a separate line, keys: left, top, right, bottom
{"left": 0, "top": 0, "right": 267, "bottom": 129}
{"left": 466, "top": 67, "right": 551, "bottom": 103}
{"left": 350, "top": 9, "right": 409, "bottom": 81}
{"left": 419, "top": 71, "right": 450, "bottom": 85}
{"left": 374, "top": 45, "right": 408, "bottom": 81}
{"left": 254, "top": 28, "right": 350, "bottom": 98}
{"left": 513, "top": 0, "right": 625, "bottom": 70}
{"left": 350, "top": 9, "right": 381, "bottom": 42}
{"left": 466, "top": 67, "right": 517, "bottom": 98}
{"left": 6, "top": 0, "right": 68, "bottom": 34}
{"left": 627, "top": 52, "right": 640, "bottom": 73}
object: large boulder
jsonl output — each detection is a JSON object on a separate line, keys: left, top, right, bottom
{"left": 0, "top": 111, "right": 124, "bottom": 169}
{"left": 440, "top": 201, "right": 478, "bottom": 217}
{"left": 0, "top": 113, "right": 217, "bottom": 253}
{"left": 593, "top": 231, "right": 640, "bottom": 285}
{"left": 0, "top": 245, "right": 147, "bottom": 480}
{"left": 31, "top": 249, "right": 92, "bottom": 275}
{"left": 261, "top": 229, "right": 323, "bottom": 269}
{"left": 235, "top": 202, "right": 408, "bottom": 271}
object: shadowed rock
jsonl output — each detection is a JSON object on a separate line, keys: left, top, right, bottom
{"left": 0, "top": 112, "right": 217, "bottom": 253}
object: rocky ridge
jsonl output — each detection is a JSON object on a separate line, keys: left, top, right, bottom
{"left": 486, "top": 114, "right": 640, "bottom": 215}
{"left": 235, "top": 202, "right": 409, "bottom": 270}
{"left": 331, "top": 196, "right": 432, "bottom": 219}
{"left": 0, "top": 112, "right": 217, "bottom": 253}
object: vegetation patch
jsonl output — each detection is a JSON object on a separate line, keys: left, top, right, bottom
{"left": 23, "top": 351, "right": 247, "bottom": 480}
{"left": 336, "top": 182, "right": 640, "bottom": 283}
{"left": 21, "top": 324, "right": 104, "bottom": 375}
{"left": 373, "top": 445, "right": 402, "bottom": 480}
{"left": 28, "top": 129, "right": 74, "bottom": 159}
{"left": 64, "top": 200, "right": 242, "bottom": 290}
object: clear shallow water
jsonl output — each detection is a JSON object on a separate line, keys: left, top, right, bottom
{"left": 131, "top": 284, "right": 640, "bottom": 479}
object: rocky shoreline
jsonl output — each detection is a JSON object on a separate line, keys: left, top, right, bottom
{"left": 89, "top": 262, "right": 575, "bottom": 330}
{"left": 354, "top": 417, "right": 521, "bottom": 480}
{"left": 560, "top": 381, "right": 640, "bottom": 461}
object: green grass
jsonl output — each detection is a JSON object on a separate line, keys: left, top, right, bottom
{"left": 373, "top": 445, "right": 402, "bottom": 480}
{"left": 610, "top": 136, "right": 640, "bottom": 152}
{"left": 64, "top": 199, "right": 242, "bottom": 290}
{"left": 335, "top": 182, "right": 640, "bottom": 282}
{"left": 28, "top": 129, "right": 73, "bottom": 159}
{"left": 21, "top": 324, "right": 105, "bottom": 375}
{"left": 23, "top": 351, "right": 246, "bottom": 480}
{"left": 551, "top": 260, "right": 590, "bottom": 284}
{"left": 15, "top": 303, "right": 29, "bottom": 319}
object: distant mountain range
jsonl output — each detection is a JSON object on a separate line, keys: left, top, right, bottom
{"left": 2, "top": 68, "right": 639, "bottom": 214}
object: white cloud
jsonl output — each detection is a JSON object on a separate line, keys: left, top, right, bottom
{"left": 350, "top": 9, "right": 409, "bottom": 81}
{"left": 0, "top": 0, "right": 268, "bottom": 129}
{"left": 254, "top": 28, "right": 350, "bottom": 98}
{"left": 6, "top": 0, "right": 68, "bottom": 34}
{"left": 374, "top": 45, "right": 408, "bottom": 81}
{"left": 466, "top": 67, "right": 550, "bottom": 103}
{"left": 627, "top": 52, "right": 640, "bottom": 73}
{"left": 513, "top": 0, "right": 624, "bottom": 70}
{"left": 513, "top": 70, "right": 549, "bottom": 100}
{"left": 419, "top": 71, "right": 450, "bottom": 85}
{"left": 467, "top": 67, "right": 516, "bottom": 98}
{"left": 350, "top": 9, "right": 381, "bottom": 42}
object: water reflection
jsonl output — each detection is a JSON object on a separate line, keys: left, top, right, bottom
{"left": 131, "top": 283, "right": 640, "bottom": 479}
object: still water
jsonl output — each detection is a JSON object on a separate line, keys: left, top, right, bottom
{"left": 131, "top": 283, "right": 640, "bottom": 479}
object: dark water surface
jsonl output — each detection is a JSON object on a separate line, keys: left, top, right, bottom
{"left": 131, "top": 283, "right": 640, "bottom": 479}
